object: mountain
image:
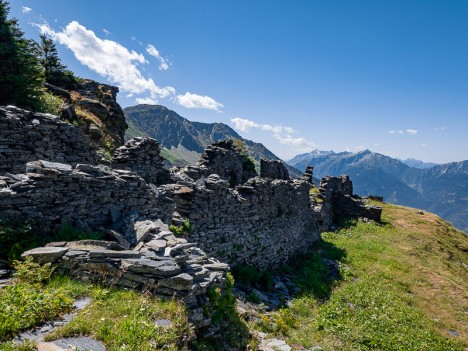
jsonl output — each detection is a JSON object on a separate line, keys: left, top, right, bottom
{"left": 124, "top": 104, "right": 302, "bottom": 177}
{"left": 401, "top": 158, "right": 438, "bottom": 169}
{"left": 288, "top": 149, "right": 468, "bottom": 233}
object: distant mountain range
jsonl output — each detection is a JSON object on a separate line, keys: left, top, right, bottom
{"left": 288, "top": 149, "right": 468, "bottom": 233}
{"left": 124, "top": 104, "right": 302, "bottom": 177}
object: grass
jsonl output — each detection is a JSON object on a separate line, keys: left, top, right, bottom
{"left": 46, "top": 289, "right": 192, "bottom": 351}
{"left": 0, "top": 259, "right": 192, "bottom": 351}
{"left": 0, "top": 259, "right": 81, "bottom": 342}
{"left": 255, "top": 204, "right": 467, "bottom": 350}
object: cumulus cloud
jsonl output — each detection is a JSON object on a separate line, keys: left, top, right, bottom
{"left": 34, "top": 21, "right": 223, "bottom": 110}
{"left": 135, "top": 97, "right": 158, "bottom": 105}
{"left": 36, "top": 21, "right": 175, "bottom": 99}
{"left": 22, "top": 6, "right": 32, "bottom": 13}
{"left": 176, "top": 92, "right": 224, "bottom": 112}
{"left": 389, "top": 129, "right": 418, "bottom": 135}
{"left": 231, "top": 117, "right": 316, "bottom": 153}
{"left": 146, "top": 44, "right": 169, "bottom": 70}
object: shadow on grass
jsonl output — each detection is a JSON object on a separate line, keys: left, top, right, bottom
{"left": 282, "top": 237, "right": 348, "bottom": 300}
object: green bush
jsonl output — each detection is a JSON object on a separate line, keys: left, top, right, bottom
{"left": 0, "top": 218, "right": 37, "bottom": 263}
{"left": 0, "top": 219, "right": 102, "bottom": 264}
{"left": 56, "top": 222, "right": 103, "bottom": 241}
{"left": 13, "top": 256, "right": 54, "bottom": 285}
{"left": 38, "top": 90, "right": 63, "bottom": 115}
{"left": 169, "top": 220, "right": 191, "bottom": 237}
{"left": 234, "top": 265, "right": 274, "bottom": 291}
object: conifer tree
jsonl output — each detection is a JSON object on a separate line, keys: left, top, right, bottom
{"left": 38, "top": 33, "right": 76, "bottom": 89}
{"left": 0, "top": 0, "right": 44, "bottom": 109}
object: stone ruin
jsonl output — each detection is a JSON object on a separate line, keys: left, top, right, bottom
{"left": 0, "top": 106, "right": 382, "bottom": 329}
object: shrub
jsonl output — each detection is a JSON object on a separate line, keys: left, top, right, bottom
{"left": 38, "top": 90, "right": 63, "bottom": 115}
{"left": 56, "top": 222, "right": 103, "bottom": 241}
{"left": 13, "top": 257, "right": 54, "bottom": 285}
{"left": 0, "top": 218, "right": 37, "bottom": 263}
{"left": 169, "top": 220, "right": 191, "bottom": 237}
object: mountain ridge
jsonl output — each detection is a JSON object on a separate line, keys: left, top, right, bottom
{"left": 124, "top": 104, "right": 303, "bottom": 177}
{"left": 288, "top": 149, "right": 468, "bottom": 233}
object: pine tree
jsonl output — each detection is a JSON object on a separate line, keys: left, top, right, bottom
{"left": 0, "top": 0, "right": 44, "bottom": 109}
{"left": 38, "top": 33, "right": 76, "bottom": 89}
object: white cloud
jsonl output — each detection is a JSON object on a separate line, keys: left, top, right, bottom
{"left": 135, "top": 97, "right": 158, "bottom": 105}
{"left": 274, "top": 134, "right": 317, "bottom": 152}
{"left": 22, "top": 6, "right": 32, "bottom": 13}
{"left": 103, "top": 29, "right": 111, "bottom": 36}
{"left": 389, "top": 129, "right": 418, "bottom": 135}
{"left": 230, "top": 117, "right": 295, "bottom": 134}
{"left": 146, "top": 44, "right": 169, "bottom": 70}
{"left": 231, "top": 118, "right": 260, "bottom": 132}
{"left": 231, "top": 117, "right": 316, "bottom": 153}
{"left": 36, "top": 21, "right": 175, "bottom": 99}
{"left": 176, "top": 92, "right": 223, "bottom": 112}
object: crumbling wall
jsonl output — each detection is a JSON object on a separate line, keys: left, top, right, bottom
{"left": 112, "top": 137, "right": 171, "bottom": 185}
{"left": 181, "top": 140, "right": 257, "bottom": 187}
{"left": 0, "top": 160, "right": 173, "bottom": 234}
{"left": 22, "top": 221, "right": 228, "bottom": 328}
{"left": 260, "top": 159, "right": 290, "bottom": 180}
{"left": 166, "top": 175, "right": 320, "bottom": 270}
{"left": 0, "top": 106, "right": 99, "bottom": 175}
{"left": 313, "top": 175, "right": 382, "bottom": 231}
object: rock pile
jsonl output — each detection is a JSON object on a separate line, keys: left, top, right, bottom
{"left": 22, "top": 220, "right": 229, "bottom": 327}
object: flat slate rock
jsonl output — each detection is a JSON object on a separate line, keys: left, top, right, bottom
{"left": 121, "top": 258, "right": 181, "bottom": 276}
{"left": 37, "top": 337, "right": 106, "bottom": 351}
{"left": 21, "top": 247, "right": 68, "bottom": 263}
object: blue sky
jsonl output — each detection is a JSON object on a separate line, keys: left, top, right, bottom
{"left": 10, "top": 1, "right": 468, "bottom": 163}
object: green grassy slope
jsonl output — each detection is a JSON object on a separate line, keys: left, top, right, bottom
{"left": 256, "top": 203, "right": 467, "bottom": 350}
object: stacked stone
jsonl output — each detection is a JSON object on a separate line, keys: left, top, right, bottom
{"left": 260, "top": 159, "right": 290, "bottom": 180}
{"left": 182, "top": 140, "right": 257, "bottom": 187}
{"left": 176, "top": 175, "right": 320, "bottom": 270}
{"left": 112, "top": 137, "right": 171, "bottom": 185}
{"left": 302, "top": 165, "right": 314, "bottom": 184}
{"left": 0, "top": 106, "right": 99, "bottom": 175}
{"left": 0, "top": 160, "right": 174, "bottom": 233}
{"left": 22, "top": 221, "right": 229, "bottom": 327}
{"left": 314, "top": 175, "right": 382, "bottom": 229}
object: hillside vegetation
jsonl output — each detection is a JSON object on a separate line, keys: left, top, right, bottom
{"left": 256, "top": 202, "right": 467, "bottom": 350}
{"left": 1, "top": 203, "right": 466, "bottom": 350}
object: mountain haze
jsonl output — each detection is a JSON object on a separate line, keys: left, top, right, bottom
{"left": 288, "top": 150, "right": 468, "bottom": 233}
{"left": 124, "top": 104, "right": 302, "bottom": 177}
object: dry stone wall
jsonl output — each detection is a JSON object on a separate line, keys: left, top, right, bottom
{"left": 112, "top": 137, "right": 171, "bottom": 185}
{"left": 0, "top": 106, "right": 99, "bottom": 175}
{"left": 167, "top": 174, "right": 320, "bottom": 270}
{"left": 181, "top": 140, "right": 257, "bottom": 186}
{"left": 260, "top": 159, "right": 290, "bottom": 180}
{"left": 0, "top": 160, "right": 173, "bottom": 235}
